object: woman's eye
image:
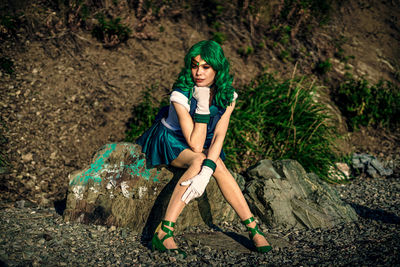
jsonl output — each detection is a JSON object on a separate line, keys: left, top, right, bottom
{"left": 203, "top": 66, "right": 210, "bottom": 69}
{"left": 191, "top": 64, "right": 197, "bottom": 69}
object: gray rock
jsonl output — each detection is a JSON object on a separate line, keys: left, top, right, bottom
{"left": 370, "top": 158, "right": 393, "bottom": 176}
{"left": 64, "top": 143, "right": 238, "bottom": 235}
{"left": 244, "top": 159, "right": 358, "bottom": 230}
{"left": 231, "top": 172, "right": 246, "bottom": 191}
{"left": 16, "top": 200, "right": 25, "bottom": 208}
{"left": 352, "top": 153, "right": 393, "bottom": 177}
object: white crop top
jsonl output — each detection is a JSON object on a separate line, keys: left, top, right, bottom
{"left": 161, "top": 90, "right": 238, "bottom": 131}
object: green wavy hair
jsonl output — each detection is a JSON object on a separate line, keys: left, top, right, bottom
{"left": 172, "top": 40, "right": 235, "bottom": 108}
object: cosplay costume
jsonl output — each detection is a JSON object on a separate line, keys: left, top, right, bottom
{"left": 136, "top": 87, "right": 238, "bottom": 167}
{"left": 145, "top": 41, "right": 272, "bottom": 256}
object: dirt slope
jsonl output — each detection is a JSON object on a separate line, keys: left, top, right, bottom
{"left": 0, "top": 0, "right": 399, "bottom": 205}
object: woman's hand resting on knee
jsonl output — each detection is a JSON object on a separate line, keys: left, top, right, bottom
{"left": 180, "top": 165, "right": 212, "bottom": 203}
{"left": 180, "top": 159, "right": 216, "bottom": 204}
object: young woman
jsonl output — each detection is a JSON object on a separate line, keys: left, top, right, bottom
{"left": 136, "top": 40, "right": 271, "bottom": 257}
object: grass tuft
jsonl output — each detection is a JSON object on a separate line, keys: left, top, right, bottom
{"left": 335, "top": 78, "right": 400, "bottom": 130}
{"left": 225, "top": 73, "right": 341, "bottom": 181}
{"left": 125, "top": 85, "right": 168, "bottom": 143}
{"left": 92, "top": 13, "right": 131, "bottom": 47}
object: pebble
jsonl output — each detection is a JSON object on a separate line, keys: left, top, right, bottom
{"left": 1, "top": 176, "right": 399, "bottom": 266}
{"left": 21, "top": 153, "right": 33, "bottom": 162}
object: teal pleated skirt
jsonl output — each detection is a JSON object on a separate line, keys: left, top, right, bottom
{"left": 136, "top": 120, "right": 190, "bottom": 167}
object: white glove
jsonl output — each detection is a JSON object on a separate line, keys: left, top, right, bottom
{"left": 193, "top": 86, "right": 210, "bottom": 115}
{"left": 180, "top": 165, "right": 213, "bottom": 204}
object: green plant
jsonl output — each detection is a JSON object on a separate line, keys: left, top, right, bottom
{"left": 279, "top": 26, "right": 291, "bottom": 45}
{"left": 279, "top": 34, "right": 290, "bottom": 45}
{"left": 125, "top": 86, "right": 168, "bottom": 142}
{"left": 224, "top": 73, "right": 341, "bottom": 181}
{"left": 140, "top": 0, "right": 171, "bottom": 16}
{"left": 0, "top": 155, "right": 7, "bottom": 173}
{"left": 0, "top": 14, "right": 18, "bottom": 31}
{"left": 281, "top": 0, "right": 331, "bottom": 25}
{"left": 344, "top": 64, "right": 352, "bottom": 70}
{"left": 211, "top": 21, "right": 222, "bottom": 30}
{"left": 79, "top": 3, "right": 90, "bottom": 21}
{"left": 272, "top": 0, "right": 331, "bottom": 42}
{"left": 336, "top": 78, "right": 400, "bottom": 130}
{"left": 92, "top": 13, "right": 131, "bottom": 47}
{"left": 344, "top": 72, "right": 353, "bottom": 79}
{"left": 203, "top": 0, "right": 224, "bottom": 18}
{"left": 334, "top": 47, "right": 345, "bottom": 60}
{"left": 315, "top": 58, "right": 332, "bottom": 75}
{"left": 341, "top": 55, "right": 355, "bottom": 63}
{"left": 238, "top": 46, "right": 254, "bottom": 57}
{"left": 0, "top": 13, "right": 20, "bottom": 39}
{"left": 59, "top": 0, "right": 92, "bottom": 31}
{"left": 0, "top": 57, "right": 14, "bottom": 74}
{"left": 279, "top": 50, "right": 292, "bottom": 61}
{"left": 211, "top": 31, "right": 226, "bottom": 45}
{"left": 333, "top": 35, "right": 352, "bottom": 62}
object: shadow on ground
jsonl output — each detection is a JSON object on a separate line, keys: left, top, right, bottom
{"left": 348, "top": 202, "right": 400, "bottom": 224}
{"left": 141, "top": 167, "right": 290, "bottom": 252}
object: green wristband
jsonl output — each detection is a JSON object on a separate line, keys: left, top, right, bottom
{"left": 194, "top": 113, "right": 210, "bottom": 124}
{"left": 203, "top": 159, "right": 217, "bottom": 172}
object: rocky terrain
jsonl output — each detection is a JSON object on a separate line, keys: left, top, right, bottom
{"left": 1, "top": 173, "right": 399, "bottom": 266}
{"left": 0, "top": 0, "right": 399, "bottom": 265}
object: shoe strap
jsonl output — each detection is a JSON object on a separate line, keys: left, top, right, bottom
{"left": 247, "top": 224, "right": 265, "bottom": 238}
{"left": 241, "top": 216, "right": 255, "bottom": 225}
{"left": 242, "top": 217, "right": 265, "bottom": 238}
{"left": 162, "top": 220, "right": 176, "bottom": 228}
{"left": 160, "top": 220, "right": 175, "bottom": 242}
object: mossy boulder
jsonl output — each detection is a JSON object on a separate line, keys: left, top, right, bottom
{"left": 64, "top": 142, "right": 239, "bottom": 237}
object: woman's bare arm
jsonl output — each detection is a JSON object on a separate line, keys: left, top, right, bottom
{"left": 173, "top": 102, "right": 207, "bottom": 153}
{"left": 206, "top": 101, "right": 236, "bottom": 162}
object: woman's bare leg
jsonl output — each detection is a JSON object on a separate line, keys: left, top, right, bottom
{"left": 155, "top": 149, "right": 206, "bottom": 249}
{"left": 212, "top": 157, "right": 270, "bottom": 247}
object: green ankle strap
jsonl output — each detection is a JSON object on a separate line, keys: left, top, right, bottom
{"left": 247, "top": 224, "right": 265, "bottom": 238}
{"left": 162, "top": 220, "right": 175, "bottom": 228}
{"left": 160, "top": 220, "right": 176, "bottom": 243}
{"left": 242, "top": 216, "right": 265, "bottom": 238}
{"left": 242, "top": 216, "right": 255, "bottom": 225}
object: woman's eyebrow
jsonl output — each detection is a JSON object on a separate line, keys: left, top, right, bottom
{"left": 191, "top": 59, "right": 208, "bottom": 66}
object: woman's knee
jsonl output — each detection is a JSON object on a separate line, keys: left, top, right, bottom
{"left": 172, "top": 149, "right": 206, "bottom": 169}
{"left": 214, "top": 157, "right": 229, "bottom": 175}
{"left": 190, "top": 152, "right": 206, "bottom": 168}
{"left": 180, "top": 152, "right": 206, "bottom": 171}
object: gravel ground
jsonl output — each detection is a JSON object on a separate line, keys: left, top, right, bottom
{"left": 1, "top": 175, "right": 399, "bottom": 266}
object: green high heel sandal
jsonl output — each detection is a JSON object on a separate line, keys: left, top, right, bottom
{"left": 242, "top": 216, "right": 272, "bottom": 253}
{"left": 151, "top": 220, "right": 187, "bottom": 258}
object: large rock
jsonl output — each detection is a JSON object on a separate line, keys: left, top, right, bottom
{"left": 64, "top": 143, "right": 240, "bottom": 236}
{"left": 352, "top": 153, "right": 393, "bottom": 177}
{"left": 244, "top": 159, "right": 358, "bottom": 230}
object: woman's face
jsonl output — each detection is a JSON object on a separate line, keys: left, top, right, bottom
{"left": 191, "top": 55, "right": 216, "bottom": 87}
